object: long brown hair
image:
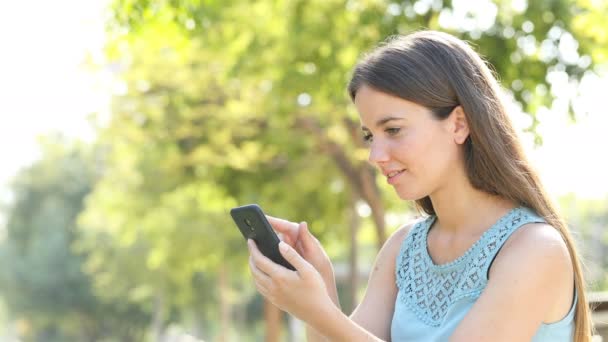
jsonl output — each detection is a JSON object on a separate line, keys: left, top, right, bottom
{"left": 348, "top": 30, "right": 592, "bottom": 341}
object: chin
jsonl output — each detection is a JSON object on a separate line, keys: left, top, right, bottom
{"left": 394, "top": 187, "right": 426, "bottom": 201}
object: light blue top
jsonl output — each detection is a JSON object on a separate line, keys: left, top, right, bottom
{"left": 391, "top": 207, "right": 576, "bottom": 341}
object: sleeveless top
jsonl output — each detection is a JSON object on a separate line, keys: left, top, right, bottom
{"left": 391, "top": 207, "right": 576, "bottom": 341}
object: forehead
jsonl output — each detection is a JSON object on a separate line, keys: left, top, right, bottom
{"left": 354, "top": 85, "right": 431, "bottom": 128}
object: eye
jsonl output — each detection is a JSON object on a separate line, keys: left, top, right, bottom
{"left": 385, "top": 127, "right": 401, "bottom": 136}
{"left": 362, "top": 132, "right": 373, "bottom": 143}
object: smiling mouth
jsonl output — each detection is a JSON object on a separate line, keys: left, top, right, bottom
{"left": 387, "top": 169, "right": 406, "bottom": 179}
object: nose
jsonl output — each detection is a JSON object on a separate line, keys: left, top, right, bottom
{"left": 368, "top": 140, "right": 390, "bottom": 165}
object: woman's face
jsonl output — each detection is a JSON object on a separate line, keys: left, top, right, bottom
{"left": 355, "top": 85, "right": 464, "bottom": 200}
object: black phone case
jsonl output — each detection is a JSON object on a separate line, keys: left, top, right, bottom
{"left": 230, "top": 204, "right": 295, "bottom": 271}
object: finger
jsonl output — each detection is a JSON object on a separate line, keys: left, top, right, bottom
{"left": 250, "top": 257, "right": 273, "bottom": 299}
{"left": 248, "top": 239, "right": 284, "bottom": 277}
{"left": 253, "top": 279, "right": 271, "bottom": 299}
{"left": 266, "top": 215, "right": 299, "bottom": 234}
{"left": 282, "top": 233, "right": 294, "bottom": 247}
{"left": 249, "top": 256, "right": 272, "bottom": 288}
{"left": 276, "top": 231, "right": 294, "bottom": 246}
{"left": 295, "top": 239, "right": 304, "bottom": 255}
{"left": 278, "top": 241, "right": 312, "bottom": 275}
{"left": 298, "top": 222, "right": 317, "bottom": 253}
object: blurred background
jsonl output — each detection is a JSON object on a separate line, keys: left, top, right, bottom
{"left": 0, "top": 0, "right": 607, "bottom": 341}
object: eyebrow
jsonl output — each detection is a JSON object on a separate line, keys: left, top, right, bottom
{"left": 361, "top": 116, "right": 405, "bottom": 131}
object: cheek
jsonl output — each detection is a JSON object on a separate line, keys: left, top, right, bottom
{"left": 404, "top": 127, "right": 454, "bottom": 176}
{"left": 419, "top": 134, "right": 460, "bottom": 181}
{"left": 392, "top": 129, "right": 431, "bottom": 165}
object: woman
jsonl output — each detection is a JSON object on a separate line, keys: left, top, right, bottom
{"left": 247, "top": 30, "right": 592, "bottom": 341}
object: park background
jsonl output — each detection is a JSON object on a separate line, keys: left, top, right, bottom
{"left": 0, "top": 0, "right": 607, "bottom": 341}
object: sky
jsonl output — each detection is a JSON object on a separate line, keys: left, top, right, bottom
{"left": 0, "top": 1, "right": 110, "bottom": 209}
{"left": 0, "top": 0, "right": 606, "bottom": 227}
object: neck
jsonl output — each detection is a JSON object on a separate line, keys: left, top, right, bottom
{"left": 428, "top": 170, "right": 516, "bottom": 235}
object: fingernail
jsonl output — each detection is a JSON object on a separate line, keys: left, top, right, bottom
{"left": 279, "top": 241, "right": 288, "bottom": 252}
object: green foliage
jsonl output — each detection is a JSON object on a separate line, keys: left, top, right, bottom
{"left": 558, "top": 194, "right": 608, "bottom": 291}
{"left": 0, "top": 136, "right": 149, "bottom": 341}
{"left": 3, "top": 0, "right": 605, "bottom": 339}
{"left": 83, "top": 0, "right": 607, "bottom": 338}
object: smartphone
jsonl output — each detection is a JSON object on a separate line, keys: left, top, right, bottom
{"left": 230, "top": 204, "right": 295, "bottom": 271}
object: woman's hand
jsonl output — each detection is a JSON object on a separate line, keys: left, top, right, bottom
{"left": 266, "top": 216, "right": 333, "bottom": 279}
{"left": 248, "top": 239, "right": 334, "bottom": 326}
{"left": 248, "top": 239, "right": 385, "bottom": 342}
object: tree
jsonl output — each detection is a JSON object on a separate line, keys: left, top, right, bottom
{"left": 92, "top": 0, "right": 607, "bottom": 339}
{"left": 0, "top": 135, "right": 149, "bottom": 341}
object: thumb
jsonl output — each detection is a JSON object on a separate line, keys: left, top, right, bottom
{"left": 278, "top": 241, "right": 311, "bottom": 274}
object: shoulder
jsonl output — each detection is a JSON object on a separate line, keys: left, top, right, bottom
{"left": 496, "top": 222, "right": 572, "bottom": 274}
{"left": 349, "top": 218, "right": 426, "bottom": 338}
{"left": 367, "top": 218, "right": 424, "bottom": 272}
{"left": 383, "top": 217, "right": 426, "bottom": 254}
{"left": 451, "top": 223, "right": 575, "bottom": 340}
{"left": 490, "top": 222, "right": 574, "bottom": 308}
{"left": 373, "top": 217, "right": 426, "bottom": 268}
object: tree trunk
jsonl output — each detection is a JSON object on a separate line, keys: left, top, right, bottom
{"left": 264, "top": 299, "right": 282, "bottom": 342}
{"left": 218, "top": 267, "right": 231, "bottom": 342}
{"left": 358, "top": 164, "right": 387, "bottom": 248}
{"left": 349, "top": 202, "right": 361, "bottom": 312}
{"left": 295, "top": 116, "right": 388, "bottom": 249}
{"left": 151, "top": 291, "right": 165, "bottom": 342}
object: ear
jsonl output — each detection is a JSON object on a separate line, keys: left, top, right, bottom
{"left": 450, "top": 106, "right": 470, "bottom": 145}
